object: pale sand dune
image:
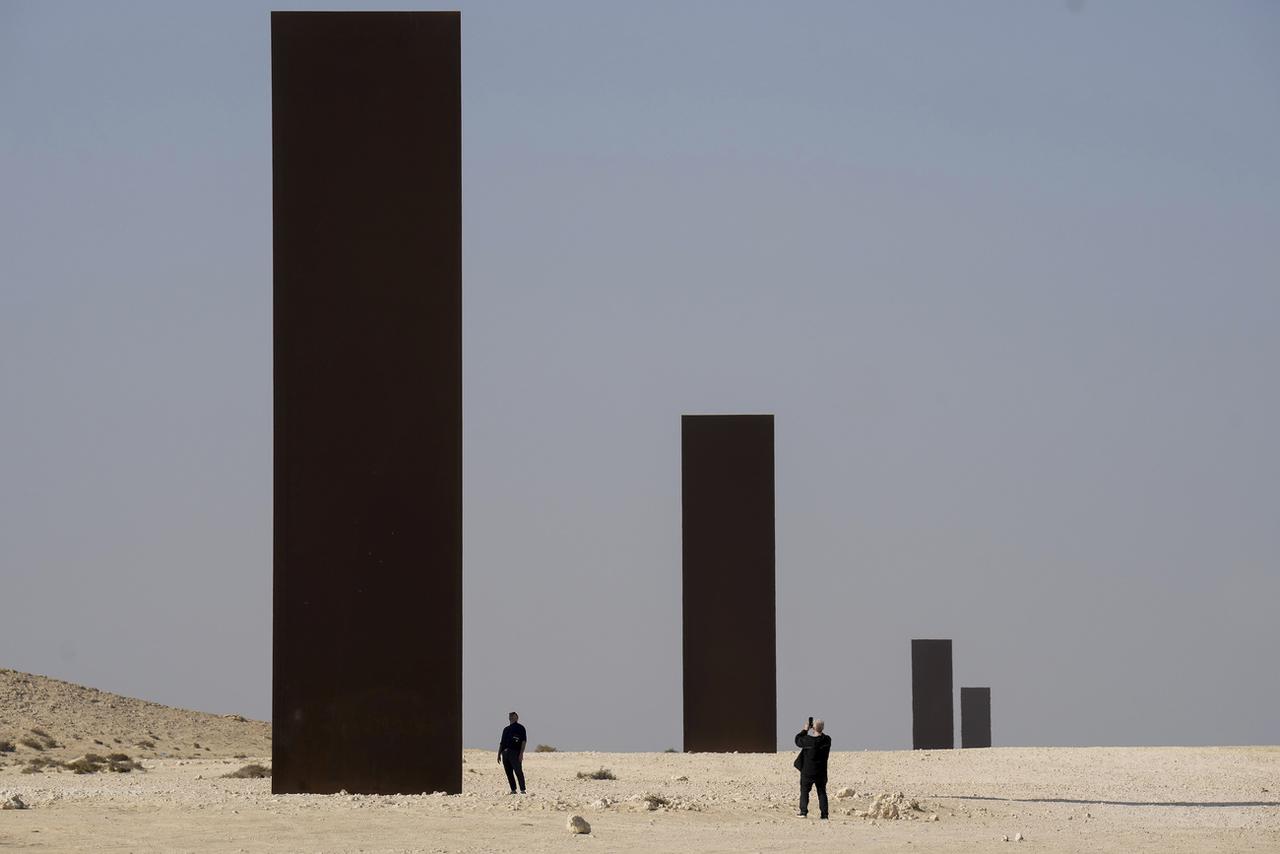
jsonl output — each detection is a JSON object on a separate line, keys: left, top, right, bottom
{"left": 2, "top": 670, "right": 1277, "bottom": 853}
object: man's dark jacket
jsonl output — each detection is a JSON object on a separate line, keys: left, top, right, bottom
{"left": 794, "top": 730, "right": 832, "bottom": 780}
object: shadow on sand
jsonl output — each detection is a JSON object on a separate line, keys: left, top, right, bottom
{"left": 932, "top": 794, "right": 1280, "bottom": 808}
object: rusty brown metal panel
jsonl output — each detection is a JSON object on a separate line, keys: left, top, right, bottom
{"left": 912, "top": 639, "right": 954, "bottom": 750}
{"left": 272, "top": 11, "right": 461, "bottom": 795}
{"left": 682, "top": 414, "right": 776, "bottom": 752}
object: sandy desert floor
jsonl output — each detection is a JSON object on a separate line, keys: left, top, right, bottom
{"left": 4, "top": 746, "right": 1278, "bottom": 853}
{"left": 2, "top": 671, "right": 1278, "bottom": 853}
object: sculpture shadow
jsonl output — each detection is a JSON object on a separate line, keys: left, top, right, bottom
{"left": 933, "top": 794, "right": 1280, "bottom": 808}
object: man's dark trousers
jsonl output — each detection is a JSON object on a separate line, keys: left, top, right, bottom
{"left": 799, "top": 775, "right": 828, "bottom": 818}
{"left": 502, "top": 749, "right": 525, "bottom": 793}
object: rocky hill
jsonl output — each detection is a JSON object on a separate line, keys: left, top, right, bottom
{"left": 0, "top": 668, "right": 269, "bottom": 765}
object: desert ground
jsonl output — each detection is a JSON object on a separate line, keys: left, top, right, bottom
{"left": 2, "top": 669, "right": 1277, "bottom": 853}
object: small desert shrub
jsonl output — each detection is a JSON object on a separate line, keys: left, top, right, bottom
{"left": 93, "top": 739, "right": 105, "bottom": 746}
{"left": 22, "top": 757, "right": 63, "bottom": 774}
{"left": 534, "top": 744, "right": 557, "bottom": 753}
{"left": 223, "top": 763, "right": 271, "bottom": 779}
{"left": 65, "top": 757, "right": 104, "bottom": 774}
{"left": 576, "top": 768, "right": 616, "bottom": 781}
{"left": 642, "top": 793, "right": 670, "bottom": 809}
{"left": 0, "top": 740, "right": 14, "bottom": 753}
{"left": 663, "top": 748, "right": 678, "bottom": 753}
{"left": 26, "top": 729, "right": 58, "bottom": 749}
{"left": 58, "top": 753, "right": 142, "bottom": 774}
{"left": 19, "top": 737, "right": 43, "bottom": 751}
{"left": 135, "top": 739, "right": 155, "bottom": 749}
{"left": 233, "top": 754, "right": 247, "bottom": 760}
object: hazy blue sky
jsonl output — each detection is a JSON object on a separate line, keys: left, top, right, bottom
{"left": 2, "top": 0, "right": 1277, "bottom": 752}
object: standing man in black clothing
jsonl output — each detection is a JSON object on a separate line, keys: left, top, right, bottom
{"left": 794, "top": 718, "right": 831, "bottom": 819}
{"left": 498, "top": 711, "right": 527, "bottom": 794}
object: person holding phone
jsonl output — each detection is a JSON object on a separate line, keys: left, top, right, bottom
{"left": 794, "top": 717, "right": 831, "bottom": 819}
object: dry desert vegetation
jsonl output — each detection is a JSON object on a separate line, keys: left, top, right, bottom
{"left": 2, "top": 668, "right": 1277, "bottom": 853}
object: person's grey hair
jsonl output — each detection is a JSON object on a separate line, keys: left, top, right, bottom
{"left": 813, "top": 719, "right": 824, "bottom": 733}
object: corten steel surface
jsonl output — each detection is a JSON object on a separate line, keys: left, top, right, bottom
{"left": 912, "top": 639, "right": 954, "bottom": 750}
{"left": 682, "top": 415, "right": 776, "bottom": 753}
{"left": 272, "top": 12, "right": 461, "bottom": 795}
{"left": 961, "top": 687, "right": 992, "bottom": 748}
